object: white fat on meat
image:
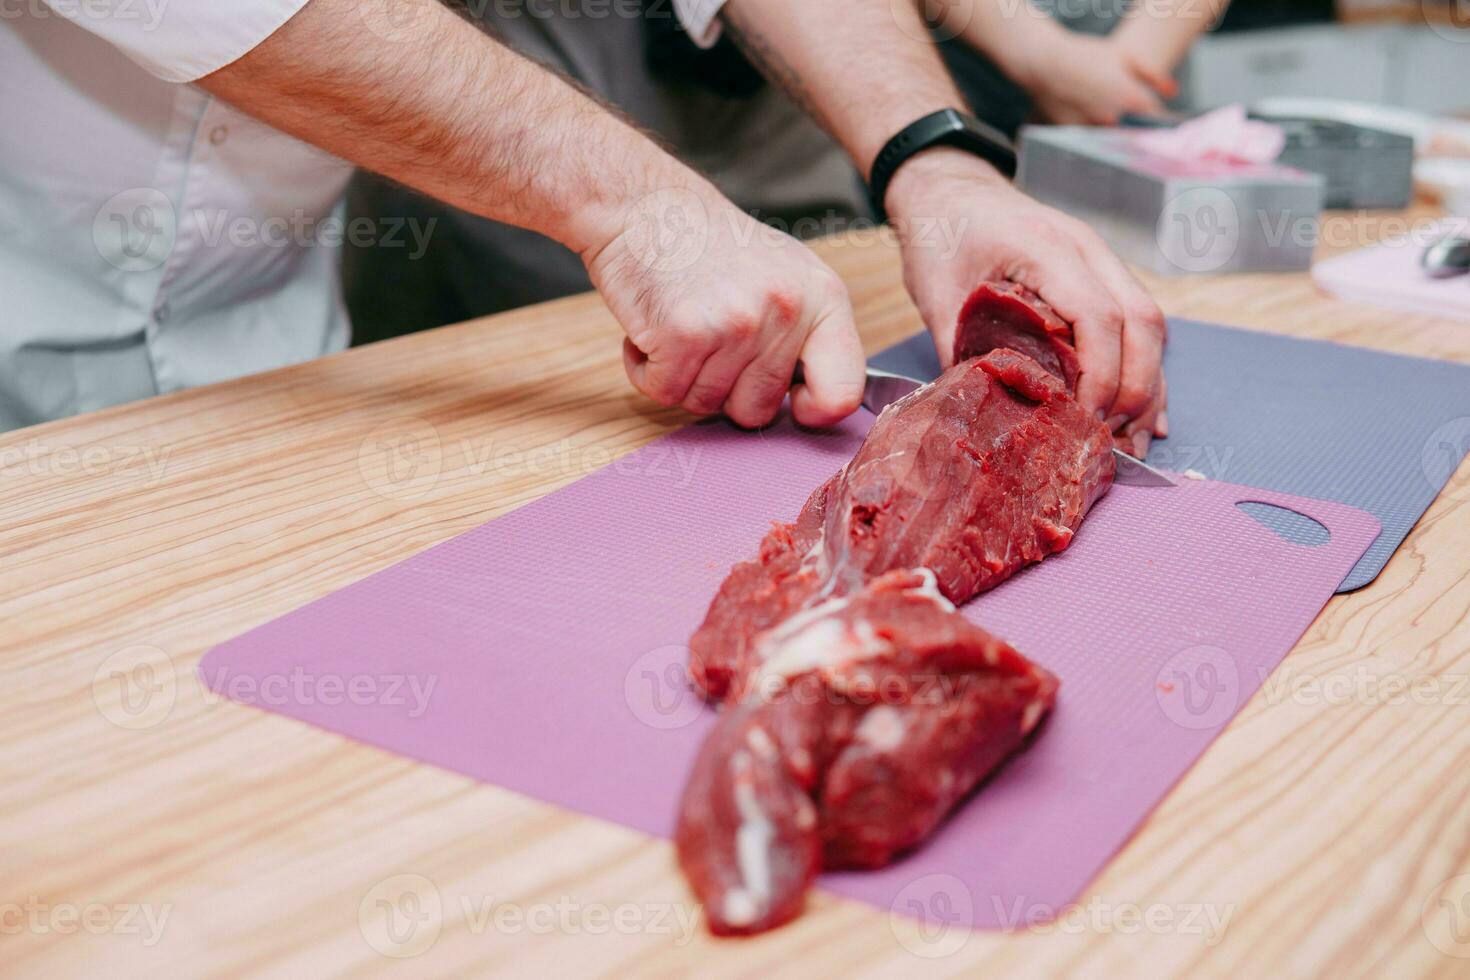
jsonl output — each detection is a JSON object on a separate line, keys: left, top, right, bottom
{"left": 855, "top": 704, "right": 906, "bottom": 753}
{"left": 750, "top": 568, "right": 954, "bottom": 687}
{"left": 1020, "top": 698, "right": 1047, "bottom": 735}
{"left": 722, "top": 750, "right": 776, "bottom": 929}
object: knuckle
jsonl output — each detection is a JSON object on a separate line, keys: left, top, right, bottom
{"left": 722, "top": 312, "right": 760, "bottom": 344}
{"left": 1115, "top": 380, "right": 1154, "bottom": 414}
{"left": 763, "top": 288, "right": 803, "bottom": 329}
{"left": 645, "top": 382, "right": 683, "bottom": 408}
{"left": 1093, "top": 301, "right": 1125, "bottom": 334}
{"left": 729, "top": 402, "right": 781, "bottom": 430}
{"left": 665, "top": 321, "right": 708, "bottom": 352}
{"left": 682, "top": 379, "right": 731, "bottom": 415}
{"left": 819, "top": 272, "right": 849, "bottom": 306}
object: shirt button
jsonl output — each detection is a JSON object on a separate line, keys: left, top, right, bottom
{"left": 209, "top": 125, "right": 228, "bottom": 146}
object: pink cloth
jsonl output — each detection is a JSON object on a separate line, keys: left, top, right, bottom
{"left": 1135, "top": 105, "right": 1287, "bottom": 165}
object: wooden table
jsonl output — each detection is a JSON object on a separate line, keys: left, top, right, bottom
{"left": 6, "top": 207, "right": 1470, "bottom": 979}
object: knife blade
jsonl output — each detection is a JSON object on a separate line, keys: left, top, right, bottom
{"left": 852, "top": 365, "right": 1177, "bottom": 488}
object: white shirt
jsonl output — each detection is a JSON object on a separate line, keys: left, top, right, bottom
{"left": 0, "top": 1, "right": 727, "bottom": 432}
{"left": 672, "top": 0, "right": 727, "bottom": 48}
{"left": 0, "top": 1, "right": 351, "bottom": 430}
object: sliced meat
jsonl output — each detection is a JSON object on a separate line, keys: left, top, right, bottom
{"left": 953, "top": 281, "right": 1080, "bottom": 390}
{"left": 689, "top": 347, "right": 1113, "bottom": 703}
{"left": 676, "top": 570, "right": 1058, "bottom": 935}
{"left": 677, "top": 284, "right": 1115, "bottom": 937}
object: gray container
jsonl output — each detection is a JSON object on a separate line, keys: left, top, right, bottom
{"left": 1260, "top": 116, "right": 1414, "bottom": 210}
{"left": 1017, "top": 126, "right": 1325, "bottom": 276}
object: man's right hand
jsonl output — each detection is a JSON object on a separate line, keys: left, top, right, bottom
{"left": 195, "top": 0, "right": 859, "bottom": 434}
{"left": 581, "top": 183, "right": 867, "bottom": 430}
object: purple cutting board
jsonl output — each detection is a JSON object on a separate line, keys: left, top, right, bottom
{"left": 201, "top": 412, "right": 1379, "bottom": 930}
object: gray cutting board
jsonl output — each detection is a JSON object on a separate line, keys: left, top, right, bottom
{"left": 872, "top": 319, "right": 1470, "bottom": 592}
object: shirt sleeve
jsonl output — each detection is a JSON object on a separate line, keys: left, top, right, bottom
{"left": 40, "top": 0, "right": 313, "bottom": 83}
{"left": 672, "top": 0, "right": 729, "bottom": 49}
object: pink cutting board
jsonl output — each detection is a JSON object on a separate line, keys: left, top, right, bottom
{"left": 201, "top": 411, "right": 1379, "bottom": 931}
{"left": 1313, "top": 218, "right": 1470, "bottom": 322}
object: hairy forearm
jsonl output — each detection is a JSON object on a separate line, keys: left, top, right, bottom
{"left": 952, "top": 0, "right": 1072, "bottom": 90}
{"left": 1112, "top": 0, "right": 1231, "bottom": 75}
{"left": 198, "top": 0, "right": 696, "bottom": 255}
{"left": 720, "top": 0, "right": 984, "bottom": 179}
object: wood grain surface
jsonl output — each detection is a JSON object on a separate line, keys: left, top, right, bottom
{"left": 4, "top": 206, "right": 1470, "bottom": 979}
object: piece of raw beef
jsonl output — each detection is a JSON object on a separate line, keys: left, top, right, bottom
{"left": 676, "top": 284, "right": 1114, "bottom": 935}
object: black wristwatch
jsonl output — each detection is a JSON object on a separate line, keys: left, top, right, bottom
{"left": 867, "top": 108, "right": 1018, "bottom": 223}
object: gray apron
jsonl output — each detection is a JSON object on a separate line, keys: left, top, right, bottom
{"left": 342, "top": 6, "right": 866, "bottom": 343}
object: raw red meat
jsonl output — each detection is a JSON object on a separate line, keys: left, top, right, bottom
{"left": 676, "top": 284, "right": 1114, "bottom": 935}
{"left": 676, "top": 569, "right": 1058, "bottom": 935}
{"left": 953, "top": 281, "right": 1080, "bottom": 389}
{"left": 689, "top": 347, "right": 1113, "bottom": 704}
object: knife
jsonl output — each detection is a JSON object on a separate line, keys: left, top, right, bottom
{"left": 853, "top": 365, "right": 1178, "bottom": 488}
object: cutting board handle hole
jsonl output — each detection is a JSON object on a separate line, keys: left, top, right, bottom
{"left": 1235, "top": 501, "right": 1331, "bottom": 548}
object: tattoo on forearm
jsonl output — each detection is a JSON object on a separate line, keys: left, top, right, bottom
{"left": 721, "top": 12, "right": 836, "bottom": 138}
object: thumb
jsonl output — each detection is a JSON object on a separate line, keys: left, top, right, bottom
{"left": 790, "top": 305, "right": 865, "bottom": 427}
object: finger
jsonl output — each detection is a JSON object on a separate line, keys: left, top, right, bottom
{"left": 723, "top": 346, "right": 803, "bottom": 429}
{"left": 1125, "top": 56, "right": 1180, "bottom": 100}
{"left": 1120, "top": 81, "right": 1166, "bottom": 117}
{"left": 791, "top": 305, "right": 866, "bottom": 427}
{"left": 1068, "top": 228, "right": 1168, "bottom": 424}
{"left": 622, "top": 334, "right": 710, "bottom": 408}
{"left": 921, "top": 280, "right": 973, "bottom": 371}
{"left": 1155, "top": 372, "right": 1170, "bottom": 438}
{"left": 1018, "top": 244, "right": 1124, "bottom": 418}
{"left": 681, "top": 343, "right": 760, "bottom": 417}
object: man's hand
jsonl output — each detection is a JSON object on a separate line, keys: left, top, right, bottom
{"left": 718, "top": 0, "right": 1169, "bottom": 455}
{"left": 198, "top": 0, "right": 865, "bottom": 429}
{"left": 887, "top": 149, "right": 1168, "bottom": 455}
{"left": 1013, "top": 33, "right": 1177, "bottom": 126}
{"left": 581, "top": 183, "right": 865, "bottom": 429}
